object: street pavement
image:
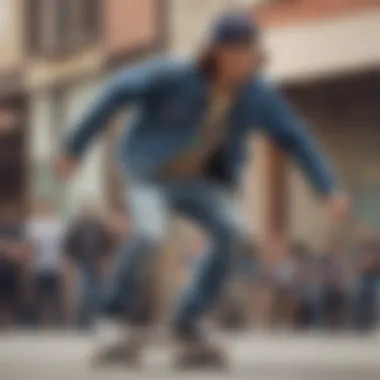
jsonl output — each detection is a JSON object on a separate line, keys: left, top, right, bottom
{"left": 1, "top": 331, "right": 380, "bottom": 380}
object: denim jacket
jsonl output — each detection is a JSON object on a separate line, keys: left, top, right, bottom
{"left": 66, "top": 58, "right": 335, "bottom": 194}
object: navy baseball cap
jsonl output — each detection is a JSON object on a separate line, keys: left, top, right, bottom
{"left": 209, "top": 11, "right": 259, "bottom": 46}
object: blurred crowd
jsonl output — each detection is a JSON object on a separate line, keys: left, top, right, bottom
{"left": 0, "top": 199, "right": 124, "bottom": 329}
{"left": 0, "top": 199, "right": 380, "bottom": 333}
{"left": 217, "top": 229, "right": 380, "bottom": 332}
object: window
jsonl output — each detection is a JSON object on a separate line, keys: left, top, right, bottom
{"left": 82, "top": 0, "right": 101, "bottom": 40}
{"left": 27, "top": 0, "right": 101, "bottom": 56}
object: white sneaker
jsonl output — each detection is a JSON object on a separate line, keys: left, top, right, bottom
{"left": 94, "top": 318, "right": 127, "bottom": 345}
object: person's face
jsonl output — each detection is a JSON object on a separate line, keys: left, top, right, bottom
{"left": 215, "top": 42, "right": 265, "bottom": 86}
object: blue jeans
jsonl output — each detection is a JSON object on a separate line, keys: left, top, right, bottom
{"left": 352, "top": 275, "right": 380, "bottom": 330}
{"left": 101, "top": 179, "right": 248, "bottom": 332}
{"left": 78, "top": 262, "right": 100, "bottom": 328}
{"left": 308, "top": 284, "right": 346, "bottom": 329}
{"left": 302, "top": 285, "right": 324, "bottom": 328}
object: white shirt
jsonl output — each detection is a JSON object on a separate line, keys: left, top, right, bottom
{"left": 27, "top": 218, "right": 64, "bottom": 274}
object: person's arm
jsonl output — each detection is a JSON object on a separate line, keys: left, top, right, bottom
{"left": 64, "top": 58, "right": 174, "bottom": 159}
{"left": 60, "top": 222, "right": 79, "bottom": 325}
{"left": 256, "top": 80, "right": 349, "bottom": 221}
{"left": 257, "top": 80, "right": 335, "bottom": 195}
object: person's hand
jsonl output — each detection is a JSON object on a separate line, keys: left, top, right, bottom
{"left": 55, "top": 154, "right": 78, "bottom": 180}
{"left": 325, "top": 192, "right": 350, "bottom": 223}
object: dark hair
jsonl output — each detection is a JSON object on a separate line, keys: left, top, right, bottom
{"left": 197, "top": 35, "right": 261, "bottom": 82}
{"left": 197, "top": 47, "right": 219, "bottom": 81}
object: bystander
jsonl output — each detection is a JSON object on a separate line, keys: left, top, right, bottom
{"left": 64, "top": 203, "right": 114, "bottom": 328}
{"left": 0, "top": 202, "right": 29, "bottom": 328}
{"left": 27, "top": 199, "right": 65, "bottom": 327}
{"left": 352, "top": 228, "right": 380, "bottom": 331}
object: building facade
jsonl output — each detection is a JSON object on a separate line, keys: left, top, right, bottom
{"left": 0, "top": 0, "right": 26, "bottom": 213}
{"left": 24, "top": 0, "right": 104, "bottom": 216}
{"left": 254, "top": 0, "right": 380, "bottom": 248}
{"left": 0, "top": 0, "right": 168, "bottom": 217}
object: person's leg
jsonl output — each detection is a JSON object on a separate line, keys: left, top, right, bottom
{"left": 44, "top": 273, "right": 61, "bottom": 327}
{"left": 34, "top": 273, "right": 46, "bottom": 328}
{"left": 168, "top": 180, "right": 248, "bottom": 366}
{"left": 307, "top": 284, "right": 326, "bottom": 329}
{"left": 352, "top": 276, "right": 372, "bottom": 330}
{"left": 78, "top": 262, "right": 99, "bottom": 329}
{"left": 375, "top": 278, "right": 380, "bottom": 330}
{"left": 172, "top": 181, "right": 246, "bottom": 333}
{"left": 92, "top": 182, "right": 169, "bottom": 366}
{"left": 36, "top": 272, "right": 60, "bottom": 328}
{"left": 101, "top": 183, "right": 169, "bottom": 321}
{"left": 53, "top": 273, "right": 64, "bottom": 326}
{"left": 335, "top": 288, "right": 347, "bottom": 329}
{"left": 0, "top": 272, "right": 18, "bottom": 329}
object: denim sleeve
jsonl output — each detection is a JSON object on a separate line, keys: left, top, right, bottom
{"left": 257, "top": 80, "right": 336, "bottom": 196}
{"left": 65, "top": 59, "right": 174, "bottom": 158}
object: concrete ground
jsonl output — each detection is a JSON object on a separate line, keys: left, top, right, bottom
{"left": 1, "top": 331, "right": 380, "bottom": 380}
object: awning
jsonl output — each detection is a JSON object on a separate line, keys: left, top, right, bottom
{"left": 265, "top": 9, "right": 380, "bottom": 84}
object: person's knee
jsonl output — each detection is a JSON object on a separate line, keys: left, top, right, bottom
{"left": 217, "top": 212, "right": 248, "bottom": 242}
{"left": 208, "top": 220, "right": 243, "bottom": 261}
{"left": 210, "top": 221, "right": 232, "bottom": 243}
{"left": 128, "top": 183, "right": 168, "bottom": 246}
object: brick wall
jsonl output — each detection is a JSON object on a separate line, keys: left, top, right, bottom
{"left": 104, "top": 0, "right": 162, "bottom": 57}
{"left": 254, "top": 0, "right": 380, "bottom": 28}
{"left": 0, "top": 0, "right": 23, "bottom": 71}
